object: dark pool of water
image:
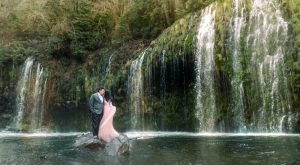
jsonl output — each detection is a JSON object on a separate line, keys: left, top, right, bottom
{"left": 0, "top": 132, "right": 300, "bottom": 165}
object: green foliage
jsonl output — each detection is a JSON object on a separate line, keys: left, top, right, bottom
{"left": 70, "top": 1, "right": 113, "bottom": 58}
{"left": 0, "top": 41, "right": 38, "bottom": 65}
{"left": 185, "top": 0, "right": 217, "bottom": 12}
{"left": 121, "top": 0, "right": 172, "bottom": 40}
{"left": 112, "top": 15, "right": 132, "bottom": 45}
{"left": 281, "top": 0, "right": 300, "bottom": 113}
{"left": 282, "top": 0, "right": 300, "bottom": 45}
{"left": 113, "top": 0, "right": 217, "bottom": 42}
{"left": 39, "top": 0, "right": 115, "bottom": 59}
{"left": 0, "top": 0, "right": 220, "bottom": 61}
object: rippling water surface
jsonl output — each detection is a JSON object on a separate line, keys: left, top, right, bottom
{"left": 0, "top": 131, "right": 299, "bottom": 164}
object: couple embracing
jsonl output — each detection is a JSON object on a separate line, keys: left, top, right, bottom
{"left": 89, "top": 87, "right": 119, "bottom": 142}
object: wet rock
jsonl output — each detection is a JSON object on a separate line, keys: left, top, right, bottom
{"left": 75, "top": 133, "right": 130, "bottom": 155}
{"left": 74, "top": 133, "right": 105, "bottom": 150}
{"left": 104, "top": 134, "right": 130, "bottom": 156}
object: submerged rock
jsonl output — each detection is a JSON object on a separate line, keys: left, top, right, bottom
{"left": 75, "top": 133, "right": 130, "bottom": 155}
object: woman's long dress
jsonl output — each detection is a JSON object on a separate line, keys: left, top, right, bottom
{"left": 98, "top": 101, "right": 119, "bottom": 142}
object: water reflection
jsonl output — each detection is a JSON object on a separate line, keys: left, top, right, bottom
{"left": 128, "top": 136, "right": 300, "bottom": 164}
{"left": 0, "top": 132, "right": 299, "bottom": 164}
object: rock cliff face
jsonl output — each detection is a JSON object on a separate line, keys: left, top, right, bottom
{"left": 0, "top": 0, "right": 299, "bottom": 132}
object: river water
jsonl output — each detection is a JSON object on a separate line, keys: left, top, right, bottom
{"left": 0, "top": 132, "right": 299, "bottom": 164}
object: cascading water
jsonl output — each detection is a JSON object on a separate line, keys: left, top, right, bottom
{"left": 195, "top": 4, "right": 217, "bottom": 132}
{"left": 105, "top": 54, "right": 113, "bottom": 79}
{"left": 160, "top": 50, "right": 167, "bottom": 129}
{"left": 119, "top": 0, "right": 297, "bottom": 133}
{"left": 230, "top": 0, "right": 247, "bottom": 131}
{"left": 40, "top": 77, "right": 47, "bottom": 129}
{"left": 128, "top": 50, "right": 147, "bottom": 130}
{"left": 14, "top": 57, "right": 34, "bottom": 129}
{"left": 124, "top": 0, "right": 295, "bottom": 133}
{"left": 246, "top": 0, "right": 292, "bottom": 132}
{"left": 13, "top": 57, "right": 47, "bottom": 131}
{"left": 30, "top": 63, "right": 46, "bottom": 130}
{"left": 160, "top": 50, "right": 166, "bottom": 94}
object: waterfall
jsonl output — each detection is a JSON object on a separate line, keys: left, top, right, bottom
{"left": 106, "top": 54, "right": 113, "bottom": 75}
{"left": 159, "top": 49, "right": 167, "bottom": 130}
{"left": 105, "top": 54, "right": 113, "bottom": 79}
{"left": 246, "top": 0, "right": 291, "bottom": 132}
{"left": 14, "top": 57, "right": 47, "bottom": 131}
{"left": 128, "top": 50, "right": 147, "bottom": 130}
{"left": 195, "top": 4, "right": 216, "bottom": 132}
{"left": 160, "top": 51, "right": 166, "bottom": 101}
{"left": 40, "top": 77, "right": 47, "bottom": 129}
{"left": 230, "top": 0, "right": 247, "bottom": 131}
{"left": 30, "top": 63, "right": 45, "bottom": 130}
{"left": 14, "top": 57, "right": 34, "bottom": 129}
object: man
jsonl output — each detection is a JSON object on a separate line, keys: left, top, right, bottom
{"left": 89, "top": 87, "right": 105, "bottom": 137}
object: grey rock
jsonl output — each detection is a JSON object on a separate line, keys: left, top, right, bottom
{"left": 74, "top": 133, "right": 105, "bottom": 150}
{"left": 104, "top": 134, "right": 130, "bottom": 156}
{"left": 75, "top": 133, "right": 130, "bottom": 156}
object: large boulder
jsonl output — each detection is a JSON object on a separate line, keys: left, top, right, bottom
{"left": 74, "top": 133, "right": 130, "bottom": 156}
{"left": 74, "top": 133, "right": 105, "bottom": 150}
{"left": 104, "top": 134, "right": 130, "bottom": 156}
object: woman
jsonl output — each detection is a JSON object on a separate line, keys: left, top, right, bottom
{"left": 98, "top": 91, "right": 119, "bottom": 143}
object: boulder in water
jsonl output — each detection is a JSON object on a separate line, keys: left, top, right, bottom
{"left": 74, "top": 133, "right": 105, "bottom": 150}
{"left": 104, "top": 134, "right": 130, "bottom": 156}
{"left": 75, "top": 133, "right": 130, "bottom": 155}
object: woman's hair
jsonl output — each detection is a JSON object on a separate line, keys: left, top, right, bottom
{"left": 104, "top": 91, "right": 114, "bottom": 105}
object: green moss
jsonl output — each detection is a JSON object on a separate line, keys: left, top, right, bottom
{"left": 148, "top": 13, "right": 200, "bottom": 63}
{"left": 280, "top": 0, "right": 300, "bottom": 115}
